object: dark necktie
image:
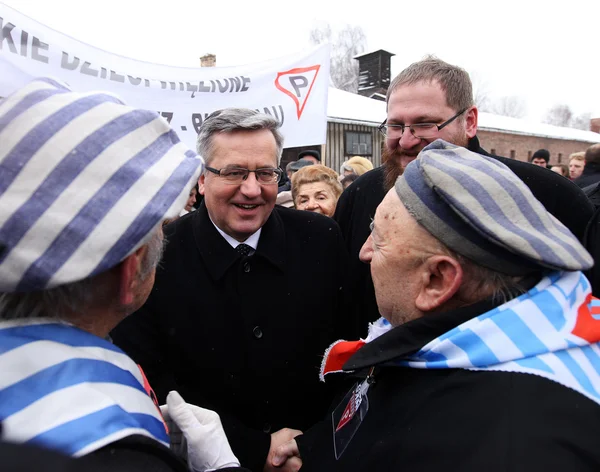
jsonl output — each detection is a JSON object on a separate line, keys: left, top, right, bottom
{"left": 236, "top": 243, "right": 253, "bottom": 257}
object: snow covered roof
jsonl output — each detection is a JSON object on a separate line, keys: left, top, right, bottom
{"left": 478, "top": 112, "right": 600, "bottom": 144}
{"left": 327, "top": 87, "right": 600, "bottom": 143}
{"left": 327, "top": 87, "right": 385, "bottom": 126}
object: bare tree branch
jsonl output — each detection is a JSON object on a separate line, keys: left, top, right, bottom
{"left": 310, "top": 23, "right": 367, "bottom": 93}
{"left": 543, "top": 104, "right": 574, "bottom": 127}
{"left": 470, "top": 72, "right": 492, "bottom": 112}
{"left": 489, "top": 95, "right": 527, "bottom": 118}
{"left": 571, "top": 112, "right": 592, "bottom": 131}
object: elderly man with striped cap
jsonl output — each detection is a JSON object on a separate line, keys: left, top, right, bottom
{"left": 0, "top": 79, "right": 246, "bottom": 471}
{"left": 275, "top": 140, "right": 600, "bottom": 471}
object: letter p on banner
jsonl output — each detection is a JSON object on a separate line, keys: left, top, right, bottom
{"left": 275, "top": 65, "right": 320, "bottom": 119}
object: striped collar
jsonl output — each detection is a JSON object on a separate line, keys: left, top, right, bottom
{"left": 323, "top": 271, "right": 600, "bottom": 406}
{"left": 0, "top": 319, "right": 168, "bottom": 456}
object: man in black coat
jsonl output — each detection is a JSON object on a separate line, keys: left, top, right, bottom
{"left": 274, "top": 141, "right": 600, "bottom": 471}
{"left": 335, "top": 56, "right": 594, "bottom": 335}
{"left": 575, "top": 143, "right": 600, "bottom": 188}
{"left": 112, "top": 109, "right": 350, "bottom": 472}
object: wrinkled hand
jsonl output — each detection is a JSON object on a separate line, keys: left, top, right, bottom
{"left": 272, "top": 437, "right": 301, "bottom": 471}
{"left": 264, "top": 428, "right": 302, "bottom": 472}
{"left": 160, "top": 391, "right": 240, "bottom": 472}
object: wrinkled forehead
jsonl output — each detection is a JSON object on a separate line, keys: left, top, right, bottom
{"left": 375, "top": 190, "right": 412, "bottom": 232}
{"left": 209, "top": 129, "right": 278, "bottom": 166}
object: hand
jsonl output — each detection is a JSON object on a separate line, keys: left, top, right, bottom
{"left": 161, "top": 391, "right": 240, "bottom": 472}
{"left": 264, "top": 428, "right": 302, "bottom": 472}
{"left": 271, "top": 438, "right": 301, "bottom": 471}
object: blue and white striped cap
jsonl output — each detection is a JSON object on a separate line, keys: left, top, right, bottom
{"left": 395, "top": 140, "right": 593, "bottom": 275}
{"left": 0, "top": 78, "right": 204, "bottom": 292}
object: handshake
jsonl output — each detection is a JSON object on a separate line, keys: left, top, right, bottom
{"left": 160, "top": 392, "right": 303, "bottom": 472}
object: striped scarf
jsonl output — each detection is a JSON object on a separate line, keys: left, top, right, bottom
{"left": 0, "top": 319, "right": 169, "bottom": 456}
{"left": 323, "top": 271, "right": 600, "bottom": 406}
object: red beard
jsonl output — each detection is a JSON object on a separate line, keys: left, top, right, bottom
{"left": 382, "top": 146, "right": 413, "bottom": 191}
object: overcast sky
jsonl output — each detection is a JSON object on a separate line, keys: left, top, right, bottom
{"left": 4, "top": 0, "right": 599, "bottom": 121}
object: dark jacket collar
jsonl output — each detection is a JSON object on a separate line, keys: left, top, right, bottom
{"left": 192, "top": 203, "right": 286, "bottom": 281}
{"left": 581, "top": 162, "right": 600, "bottom": 176}
{"left": 343, "top": 297, "right": 500, "bottom": 371}
{"left": 468, "top": 135, "right": 488, "bottom": 155}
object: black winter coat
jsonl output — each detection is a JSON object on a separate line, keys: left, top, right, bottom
{"left": 112, "top": 203, "right": 351, "bottom": 472}
{"left": 0, "top": 434, "right": 248, "bottom": 472}
{"left": 575, "top": 162, "right": 600, "bottom": 189}
{"left": 299, "top": 298, "right": 600, "bottom": 472}
{"left": 334, "top": 136, "right": 594, "bottom": 335}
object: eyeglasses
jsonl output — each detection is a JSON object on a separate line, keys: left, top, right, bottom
{"left": 378, "top": 108, "right": 468, "bottom": 140}
{"left": 205, "top": 166, "right": 283, "bottom": 185}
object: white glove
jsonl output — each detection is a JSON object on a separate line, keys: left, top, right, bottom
{"left": 160, "top": 391, "right": 240, "bottom": 472}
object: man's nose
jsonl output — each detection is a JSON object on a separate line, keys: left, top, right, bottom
{"left": 240, "top": 173, "right": 261, "bottom": 198}
{"left": 398, "top": 129, "right": 421, "bottom": 149}
{"left": 359, "top": 235, "right": 373, "bottom": 263}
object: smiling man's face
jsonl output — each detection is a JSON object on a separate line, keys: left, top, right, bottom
{"left": 199, "top": 129, "right": 279, "bottom": 242}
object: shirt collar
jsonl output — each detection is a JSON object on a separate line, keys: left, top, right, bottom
{"left": 209, "top": 217, "right": 262, "bottom": 250}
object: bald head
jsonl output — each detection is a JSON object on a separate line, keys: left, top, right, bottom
{"left": 585, "top": 144, "right": 600, "bottom": 165}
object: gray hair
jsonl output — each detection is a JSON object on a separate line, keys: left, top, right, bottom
{"left": 441, "top": 247, "right": 529, "bottom": 305}
{"left": 0, "top": 229, "right": 165, "bottom": 321}
{"left": 196, "top": 108, "right": 284, "bottom": 166}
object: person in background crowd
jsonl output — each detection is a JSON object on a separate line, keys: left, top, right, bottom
{"left": 181, "top": 184, "right": 199, "bottom": 216}
{"left": 0, "top": 79, "right": 245, "bottom": 472}
{"left": 334, "top": 55, "right": 594, "bottom": 336}
{"left": 297, "top": 150, "right": 321, "bottom": 165}
{"left": 276, "top": 141, "right": 600, "bottom": 472}
{"left": 277, "top": 159, "right": 314, "bottom": 193}
{"left": 276, "top": 159, "right": 315, "bottom": 207}
{"left": 550, "top": 164, "right": 569, "bottom": 177}
{"left": 530, "top": 149, "right": 550, "bottom": 167}
{"left": 340, "top": 173, "right": 359, "bottom": 190}
{"left": 292, "top": 165, "right": 343, "bottom": 217}
{"left": 341, "top": 156, "right": 374, "bottom": 177}
{"left": 112, "top": 108, "right": 351, "bottom": 472}
{"left": 575, "top": 144, "right": 600, "bottom": 188}
{"left": 569, "top": 152, "right": 586, "bottom": 180}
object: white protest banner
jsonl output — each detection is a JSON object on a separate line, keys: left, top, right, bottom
{"left": 0, "top": 3, "right": 330, "bottom": 149}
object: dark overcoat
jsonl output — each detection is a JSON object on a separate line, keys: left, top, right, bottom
{"left": 112, "top": 203, "right": 352, "bottom": 472}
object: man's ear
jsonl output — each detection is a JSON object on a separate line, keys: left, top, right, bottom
{"left": 415, "top": 255, "right": 463, "bottom": 312}
{"left": 117, "top": 245, "right": 147, "bottom": 306}
{"left": 198, "top": 174, "right": 206, "bottom": 196}
{"left": 464, "top": 106, "right": 478, "bottom": 139}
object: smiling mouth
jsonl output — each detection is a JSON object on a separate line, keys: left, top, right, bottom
{"left": 234, "top": 204, "right": 259, "bottom": 210}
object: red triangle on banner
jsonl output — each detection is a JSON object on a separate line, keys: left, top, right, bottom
{"left": 275, "top": 65, "right": 320, "bottom": 119}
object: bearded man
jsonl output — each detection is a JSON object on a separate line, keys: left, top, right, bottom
{"left": 335, "top": 56, "right": 594, "bottom": 335}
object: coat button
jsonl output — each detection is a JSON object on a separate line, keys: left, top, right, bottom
{"left": 253, "top": 326, "right": 263, "bottom": 339}
{"left": 263, "top": 422, "right": 271, "bottom": 433}
{"left": 243, "top": 262, "right": 251, "bottom": 273}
